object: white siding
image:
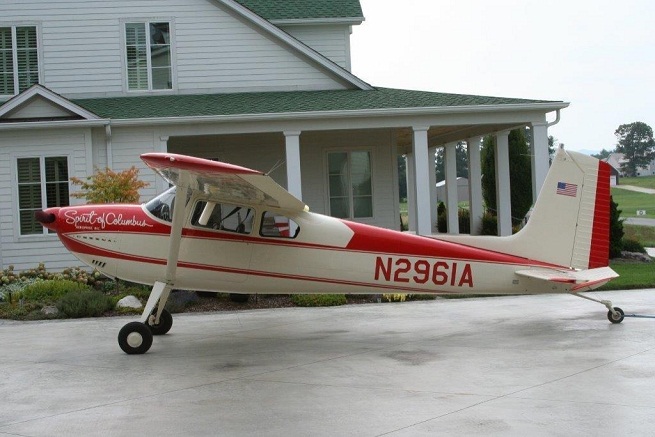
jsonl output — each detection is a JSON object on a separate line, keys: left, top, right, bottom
{"left": 1, "top": 0, "right": 349, "bottom": 98}
{"left": 0, "top": 128, "right": 92, "bottom": 270}
{"left": 281, "top": 25, "right": 352, "bottom": 70}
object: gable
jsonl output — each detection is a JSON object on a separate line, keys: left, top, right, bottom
{"left": 2, "top": 96, "right": 80, "bottom": 121}
{"left": 0, "top": 85, "right": 100, "bottom": 123}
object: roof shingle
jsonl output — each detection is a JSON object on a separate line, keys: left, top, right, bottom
{"left": 73, "top": 88, "right": 561, "bottom": 120}
{"left": 233, "top": 0, "right": 363, "bottom": 21}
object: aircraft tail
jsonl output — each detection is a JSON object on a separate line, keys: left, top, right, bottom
{"left": 438, "top": 147, "right": 612, "bottom": 270}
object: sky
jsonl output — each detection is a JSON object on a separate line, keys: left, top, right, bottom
{"left": 350, "top": 0, "right": 655, "bottom": 153}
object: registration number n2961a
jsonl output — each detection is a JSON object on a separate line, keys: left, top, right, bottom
{"left": 374, "top": 256, "right": 473, "bottom": 287}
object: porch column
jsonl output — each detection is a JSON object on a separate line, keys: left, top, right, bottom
{"left": 495, "top": 130, "right": 512, "bottom": 236}
{"left": 405, "top": 153, "right": 417, "bottom": 232}
{"left": 429, "top": 146, "right": 438, "bottom": 233}
{"left": 531, "top": 121, "right": 550, "bottom": 203}
{"left": 467, "top": 136, "right": 483, "bottom": 235}
{"left": 412, "top": 126, "right": 432, "bottom": 235}
{"left": 444, "top": 142, "right": 459, "bottom": 234}
{"left": 158, "top": 136, "right": 170, "bottom": 193}
{"left": 284, "top": 131, "right": 302, "bottom": 200}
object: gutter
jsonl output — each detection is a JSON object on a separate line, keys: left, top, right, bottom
{"left": 105, "top": 101, "right": 571, "bottom": 127}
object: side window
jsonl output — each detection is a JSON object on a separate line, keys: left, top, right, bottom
{"left": 124, "top": 21, "right": 172, "bottom": 91}
{"left": 1, "top": 26, "right": 40, "bottom": 96}
{"left": 260, "top": 212, "right": 299, "bottom": 238}
{"left": 17, "top": 156, "right": 69, "bottom": 235}
{"left": 191, "top": 201, "right": 253, "bottom": 234}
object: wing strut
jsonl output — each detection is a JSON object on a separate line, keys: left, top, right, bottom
{"left": 141, "top": 175, "right": 190, "bottom": 324}
{"left": 118, "top": 173, "right": 191, "bottom": 354}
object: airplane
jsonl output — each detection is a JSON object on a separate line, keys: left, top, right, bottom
{"left": 36, "top": 146, "right": 622, "bottom": 354}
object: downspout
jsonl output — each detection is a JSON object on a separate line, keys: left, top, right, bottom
{"left": 105, "top": 122, "right": 113, "bottom": 169}
{"left": 546, "top": 109, "right": 561, "bottom": 128}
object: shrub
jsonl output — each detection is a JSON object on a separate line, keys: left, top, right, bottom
{"left": 480, "top": 212, "right": 498, "bottom": 235}
{"left": 291, "top": 294, "right": 347, "bottom": 307}
{"left": 622, "top": 238, "right": 646, "bottom": 254}
{"left": 383, "top": 294, "right": 407, "bottom": 302}
{"left": 437, "top": 208, "right": 471, "bottom": 234}
{"left": 20, "top": 280, "right": 89, "bottom": 303}
{"left": 56, "top": 289, "right": 113, "bottom": 318}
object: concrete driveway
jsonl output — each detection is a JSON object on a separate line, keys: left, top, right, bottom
{"left": 2, "top": 289, "right": 655, "bottom": 436}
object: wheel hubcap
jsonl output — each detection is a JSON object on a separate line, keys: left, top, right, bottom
{"left": 126, "top": 332, "right": 143, "bottom": 348}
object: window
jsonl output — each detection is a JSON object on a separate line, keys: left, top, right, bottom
{"left": 260, "top": 212, "right": 299, "bottom": 238}
{"left": 17, "top": 157, "right": 69, "bottom": 235}
{"left": 0, "top": 26, "right": 39, "bottom": 95}
{"left": 327, "top": 151, "right": 373, "bottom": 219}
{"left": 125, "top": 22, "right": 172, "bottom": 91}
{"left": 191, "top": 201, "right": 253, "bottom": 234}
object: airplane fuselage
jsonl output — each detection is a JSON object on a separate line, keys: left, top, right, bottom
{"left": 46, "top": 201, "right": 573, "bottom": 296}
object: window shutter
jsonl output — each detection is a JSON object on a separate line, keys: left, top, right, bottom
{"left": 15, "top": 26, "right": 38, "bottom": 92}
{"left": 0, "top": 27, "right": 15, "bottom": 94}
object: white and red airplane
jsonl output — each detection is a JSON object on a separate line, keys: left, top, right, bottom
{"left": 36, "top": 147, "right": 621, "bottom": 354}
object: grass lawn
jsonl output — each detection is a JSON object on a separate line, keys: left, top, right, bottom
{"left": 610, "top": 187, "right": 654, "bottom": 219}
{"left": 624, "top": 224, "right": 655, "bottom": 247}
{"left": 620, "top": 175, "right": 655, "bottom": 189}
{"left": 597, "top": 260, "right": 655, "bottom": 290}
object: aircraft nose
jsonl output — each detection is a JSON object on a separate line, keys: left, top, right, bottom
{"left": 35, "top": 207, "right": 60, "bottom": 231}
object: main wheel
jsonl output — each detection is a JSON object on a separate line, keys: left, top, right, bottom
{"left": 607, "top": 307, "right": 624, "bottom": 324}
{"left": 118, "top": 322, "right": 153, "bottom": 354}
{"left": 147, "top": 308, "right": 173, "bottom": 335}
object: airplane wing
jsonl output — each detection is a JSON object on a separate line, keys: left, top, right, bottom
{"left": 515, "top": 266, "right": 619, "bottom": 291}
{"left": 141, "top": 153, "right": 308, "bottom": 212}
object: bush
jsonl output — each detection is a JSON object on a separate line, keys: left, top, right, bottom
{"left": 291, "top": 294, "right": 347, "bottom": 307}
{"left": 480, "top": 212, "right": 498, "bottom": 235}
{"left": 437, "top": 208, "right": 471, "bottom": 234}
{"left": 622, "top": 238, "right": 646, "bottom": 254}
{"left": 56, "top": 289, "right": 113, "bottom": 318}
{"left": 20, "top": 280, "right": 89, "bottom": 303}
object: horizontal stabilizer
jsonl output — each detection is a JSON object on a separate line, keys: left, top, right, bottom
{"left": 516, "top": 267, "right": 619, "bottom": 291}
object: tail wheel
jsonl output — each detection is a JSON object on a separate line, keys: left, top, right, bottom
{"left": 607, "top": 307, "right": 624, "bottom": 324}
{"left": 118, "top": 322, "right": 153, "bottom": 354}
{"left": 147, "top": 308, "right": 173, "bottom": 335}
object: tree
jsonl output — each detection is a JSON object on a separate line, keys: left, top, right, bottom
{"left": 609, "top": 196, "right": 624, "bottom": 258}
{"left": 480, "top": 129, "right": 533, "bottom": 227}
{"left": 614, "top": 122, "right": 655, "bottom": 177}
{"left": 70, "top": 166, "right": 149, "bottom": 204}
{"left": 434, "top": 142, "right": 469, "bottom": 182}
{"left": 592, "top": 148, "right": 612, "bottom": 160}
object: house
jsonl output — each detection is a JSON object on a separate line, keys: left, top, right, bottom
{"left": 0, "top": 0, "right": 568, "bottom": 271}
{"left": 604, "top": 152, "right": 655, "bottom": 177}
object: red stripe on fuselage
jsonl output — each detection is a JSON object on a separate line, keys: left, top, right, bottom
{"left": 588, "top": 161, "right": 611, "bottom": 268}
{"left": 342, "top": 220, "right": 563, "bottom": 268}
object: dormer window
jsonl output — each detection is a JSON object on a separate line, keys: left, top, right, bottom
{"left": 124, "top": 21, "right": 172, "bottom": 91}
{"left": 0, "top": 26, "right": 39, "bottom": 95}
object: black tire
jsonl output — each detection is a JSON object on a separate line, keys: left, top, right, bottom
{"left": 607, "top": 307, "right": 624, "bottom": 324}
{"left": 147, "top": 308, "right": 173, "bottom": 335}
{"left": 118, "top": 322, "right": 153, "bottom": 354}
{"left": 229, "top": 293, "right": 249, "bottom": 303}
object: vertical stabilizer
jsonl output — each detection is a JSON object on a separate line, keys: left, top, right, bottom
{"left": 436, "top": 148, "right": 612, "bottom": 270}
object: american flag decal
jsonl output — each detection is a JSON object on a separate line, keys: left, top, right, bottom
{"left": 556, "top": 181, "right": 577, "bottom": 197}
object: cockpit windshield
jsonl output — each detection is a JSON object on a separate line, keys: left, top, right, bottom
{"left": 145, "top": 187, "right": 176, "bottom": 222}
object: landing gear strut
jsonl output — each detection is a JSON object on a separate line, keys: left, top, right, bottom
{"left": 571, "top": 292, "right": 624, "bottom": 324}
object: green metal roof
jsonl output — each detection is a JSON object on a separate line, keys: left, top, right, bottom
{"left": 233, "top": 0, "right": 363, "bottom": 21}
{"left": 73, "top": 88, "right": 561, "bottom": 120}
